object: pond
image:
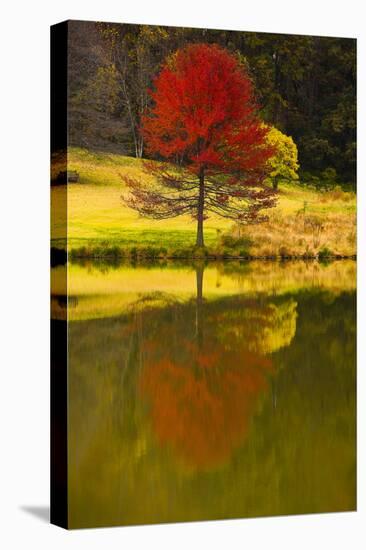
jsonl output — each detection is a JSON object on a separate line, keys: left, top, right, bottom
{"left": 51, "top": 259, "right": 356, "bottom": 528}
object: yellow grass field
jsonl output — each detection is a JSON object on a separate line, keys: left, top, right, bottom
{"left": 51, "top": 147, "right": 356, "bottom": 258}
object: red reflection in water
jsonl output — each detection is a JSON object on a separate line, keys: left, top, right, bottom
{"left": 140, "top": 342, "right": 273, "bottom": 470}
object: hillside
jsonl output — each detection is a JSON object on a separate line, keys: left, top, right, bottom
{"left": 51, "top": 147, "right": 356, "bottom": 259}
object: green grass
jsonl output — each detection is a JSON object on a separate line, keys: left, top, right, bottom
{"left": 51, "top": 147, "right": 356, "bottom": 258}
{"left": 52, "top": 147, "right": 228, "bottom": 251}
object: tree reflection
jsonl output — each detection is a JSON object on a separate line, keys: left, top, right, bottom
{"left": 66, "top": 264, "right": 356, "bottom": 526}
{"left": 140, "top": 263, "right": 297, "bottom": 470}
{"left": 213, "top": 298, "right": 298, "bottom": 355}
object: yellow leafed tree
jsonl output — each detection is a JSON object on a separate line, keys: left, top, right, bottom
{"left": 266, "top": 126, "right": 299, "bottom": 189}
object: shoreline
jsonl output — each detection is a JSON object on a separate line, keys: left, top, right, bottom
{"left": 51, "top": 246, "right": 356, "bottom": 265}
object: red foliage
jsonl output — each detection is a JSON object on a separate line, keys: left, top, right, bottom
{"left": 142, "top": 43, "right": 274, "bottom": 178}
{"left": 122, "top": 44, "right": 277, "bottom": 239}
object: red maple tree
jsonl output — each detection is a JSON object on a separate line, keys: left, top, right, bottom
{"left": 122, "top": 43, "right": 276, "bottom": 247}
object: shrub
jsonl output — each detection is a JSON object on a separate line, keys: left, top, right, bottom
{"left": 321, "top": 167, "right": 338, "bottom": 185}
{"left": 279, "top": 246, "right": 291, "bottom": 259}
{"left": 220, "top": 235, "right": 237, "bottom": 248}
{"left": 140, "top": 246, "right": 161, "bottom": 259}
{"left": 220, "top": 234, "right": 251, "bottom": 251}
{"left": 109, "top": 245, "right": 121, "bottom": 258}
{"left": 222, "top": 248, "right": 235, "bottom": 258}
{"left": 130, "top": 247, "right": 138, "bottom": 260}
{"left": 318, "top": 246, "right": 333, "bottom": 260}
{"left": 323, "top": 185, "right": 354, "bottom": 202}
{"left": 170, "top": 247, "right": 193, "bottom": 259}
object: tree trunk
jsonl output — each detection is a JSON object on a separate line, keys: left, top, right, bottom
{"left": 136, "top": 134, "right": 144, "bottom": 158}
{"left": 195, "top": 262, "right": 204, "bottom": 349}
{"left": 196, "top": 168, "right": 205, "bottom": 247}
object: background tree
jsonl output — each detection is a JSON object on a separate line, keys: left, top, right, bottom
{"left": 265, "top": 126, "right": 299, "bottom": 189}
{"left": 122, "top": 43, "right": 276, "bottom": 247}
{"left": 96, "top": 23, "right": 173, "bottom": 157}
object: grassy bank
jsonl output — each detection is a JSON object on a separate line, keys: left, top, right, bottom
{"left": 51, "top": 147, "right": 356, "bottom": 259}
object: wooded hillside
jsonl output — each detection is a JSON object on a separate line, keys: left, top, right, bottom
{"left": 67, "top": 21, "right": 356, "bottom": 188}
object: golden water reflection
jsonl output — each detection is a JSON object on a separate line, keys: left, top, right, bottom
{"left": 61, "top": 260, "right": 356, "bottom": 528}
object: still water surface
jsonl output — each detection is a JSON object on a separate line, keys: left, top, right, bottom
{"left": 52, "top": 260, "right": 356, "bottom": 528}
